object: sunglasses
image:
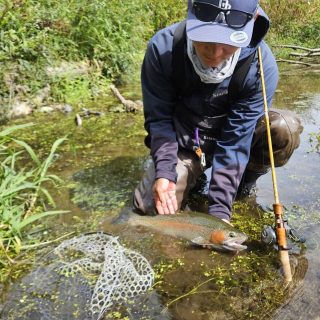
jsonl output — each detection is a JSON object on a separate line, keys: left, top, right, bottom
{"left": 192, "top": 1, "right": 257, "bottom": 29}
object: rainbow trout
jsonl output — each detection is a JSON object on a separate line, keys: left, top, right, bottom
{"left": 118, "top": 210, "right": 248, "bottom": 252}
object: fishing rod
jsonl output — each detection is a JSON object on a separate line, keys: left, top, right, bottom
{"left": 257, "top": 47, "right": 292, "bottom": 282}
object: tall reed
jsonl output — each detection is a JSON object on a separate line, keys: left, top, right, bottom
{"left": 0, "top": 123, "right": 67, "bottom": 255}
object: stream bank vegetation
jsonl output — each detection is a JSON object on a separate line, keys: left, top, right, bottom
{"left": 0, "top": 123, "right": 68, "bottom": 281}
{"left": 0, "top": 0, "right": 320, "bottom": 120}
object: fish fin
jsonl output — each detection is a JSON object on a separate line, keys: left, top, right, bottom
{"left": 112, "top": 206, "right": 132, "bottom": 224}
{"left": 191, "top": 236, "right": 208, "bottom": 246}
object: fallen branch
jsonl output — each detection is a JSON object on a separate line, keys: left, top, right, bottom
{"left": 289, "top": 52, "right": 320, "bottom": 58}
{"left": 110, "top": 84, "right": 126, "bottom": 105}
{"left": 75, "top": 108, "right": 104, "bottom": 126}
{"left": 275, "top": 45, "right": 320, "bottom": 53}
{"left": 280, "top": 69, "right": 320, "bottom": 75}
{"left": 276, "top": 58, "right": 320, "bottom": 67}
{"left": 110, "top": 84, "right": 142, "bottom": 112}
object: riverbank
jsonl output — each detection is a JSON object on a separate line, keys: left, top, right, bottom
{"left": 0, "top": 0, "right": 319, "bottom": 121}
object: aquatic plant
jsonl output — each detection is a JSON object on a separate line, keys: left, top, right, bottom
{"left": 309, "top": 132, "right": 320, "bottom": 153}
{"left": 0, "top": 123, "right": 68, "bottom": 256}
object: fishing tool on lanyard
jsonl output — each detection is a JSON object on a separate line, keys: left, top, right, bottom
{"left": 258, "top": 47, "right": 293, "bottom": 282}
{"left": 194, "top": 127, "right": 206, "bottom": 170}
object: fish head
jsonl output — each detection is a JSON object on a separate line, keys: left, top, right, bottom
{"left": 191, "top": 229, "right": 248, "bottom": 252}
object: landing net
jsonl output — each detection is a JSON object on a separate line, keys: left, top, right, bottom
{"left": 2, "top": 233, "right": 154, "bottom": 320}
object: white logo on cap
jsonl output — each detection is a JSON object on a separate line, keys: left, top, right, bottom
{"left": 230, "top": 31, "right": 248, "bottom": 44}
{"left": 219, "top": 0, "right": 231, "bottom": 9}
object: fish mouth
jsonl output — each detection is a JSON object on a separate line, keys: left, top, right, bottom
{"left": 191, "top": 235, "right": 247, "bottom": 252}
{"left": 221, "top": 237, "right": 248, "bottom": 251}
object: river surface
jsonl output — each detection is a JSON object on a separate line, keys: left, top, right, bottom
{"left": 261, "top": 74, "right": 320, "bottom": 320}
{"left": 1, "top": 72, "right": 320, "bottom": 320}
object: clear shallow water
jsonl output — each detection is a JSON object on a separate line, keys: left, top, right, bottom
{"left": 68, "top": 74, "right": 320, "bottom": 319}
{"left": 1, "top": 73, "right": 320, "bottom": 320}
{"left": 257, "top": 90, "right": 320, "bottom": 217}
{"left": 98, "top": 74, "right": 320, "bottom": 319}
{"left": 261, "top": 76, "right": 320, "bottom": 320}
{"left": 273, "top": 224, "right": 320, "bottom": 320}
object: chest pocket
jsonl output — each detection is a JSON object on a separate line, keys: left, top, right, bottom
{"left": 173, "top": 103, "right": 228, "bottom": 154}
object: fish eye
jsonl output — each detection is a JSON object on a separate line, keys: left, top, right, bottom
{"left": 229, "top": 232, "right": 236, "bottom": 238}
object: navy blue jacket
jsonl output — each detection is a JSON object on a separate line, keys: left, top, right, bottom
{"left": 141, "top": 9, "right": 278, "bottom": 220}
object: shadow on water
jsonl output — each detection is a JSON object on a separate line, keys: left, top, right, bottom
{"left": 1, "top": 73, "right": 320, "bottom": 320}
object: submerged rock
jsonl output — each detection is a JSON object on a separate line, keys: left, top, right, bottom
{"left": 39, "top": 106, "right": 54, "bottom": 113}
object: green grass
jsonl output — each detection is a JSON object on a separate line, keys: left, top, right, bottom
{"left": 0, "top": 124, "right": 68, "bottom": 256}
{"left": 0, "top": 0, "right": 319, "bottom": 115}
{"left": 261, "top": 0, "right": 320, "bottom": 47}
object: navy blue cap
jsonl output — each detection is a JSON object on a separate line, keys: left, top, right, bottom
{"left": 186, "top": 0, "right": 259, "bottom": 47}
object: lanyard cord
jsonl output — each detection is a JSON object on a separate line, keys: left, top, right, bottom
{"left": 195, "top": 127, "right": 200, "bottom": 146}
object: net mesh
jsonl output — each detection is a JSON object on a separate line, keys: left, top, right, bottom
{"left": 1, "top": 233, "right": 155, "bottom": 320}
{"left": 54, "top": 233, "right": 155, "bottom": 319}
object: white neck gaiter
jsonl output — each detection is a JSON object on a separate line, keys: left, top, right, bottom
{"left": 187, "top": 37, "right": 241, "bottom": 84}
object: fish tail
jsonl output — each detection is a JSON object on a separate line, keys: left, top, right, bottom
{"left": 112, "top": 206, "right": 132, "bottom": 224}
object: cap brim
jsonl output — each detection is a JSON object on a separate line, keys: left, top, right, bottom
{"left": 186, "top": 9, "right": 254, "bottom": 47}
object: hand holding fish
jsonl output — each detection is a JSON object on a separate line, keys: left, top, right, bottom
{"left": 153, "top": 178, "right": 178, "bottom": 215}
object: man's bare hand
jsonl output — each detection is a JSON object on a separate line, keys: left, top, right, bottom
{"left": 153, "top": 178, "right": 178, "bottom": 214}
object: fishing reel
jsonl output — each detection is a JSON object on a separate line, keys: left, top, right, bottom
{"left": 261, "top": 218, "right": 306, "bottom": 248}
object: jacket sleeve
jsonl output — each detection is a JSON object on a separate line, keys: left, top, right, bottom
{"left": 141, "top": 35, "right": 178, "bottom": 182}
{"left": 208, "top": 44, "right": 279, "bottom": 220}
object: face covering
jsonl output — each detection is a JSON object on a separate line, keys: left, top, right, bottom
{"left": 187, "top": 37, "right": 241, "bottom": 84}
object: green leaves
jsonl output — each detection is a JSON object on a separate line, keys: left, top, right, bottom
{"left": 0, "top": 0, "right": 319, "bottom": 111}
{"left": 260, "top": 0, "right": 320, "bottom": 46}
{"left": 0, "top": 124, "right": 68, "bottom": 256}
{"left": 15, "top": 210, "right": 68, "bottom": 231}
{"left": 0, "top": 123, "right": 34, "bottom": 138}
{"left": 0, "top": 0, "right": 187, "bottom": 98}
